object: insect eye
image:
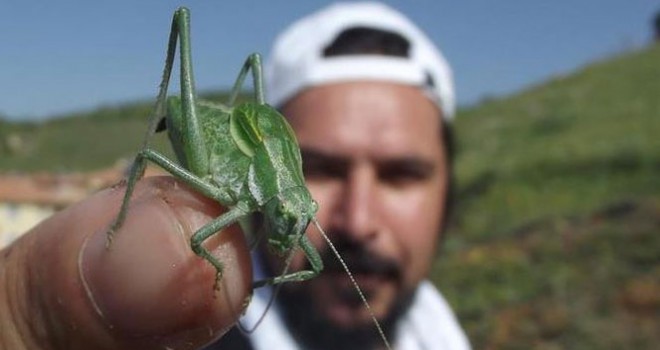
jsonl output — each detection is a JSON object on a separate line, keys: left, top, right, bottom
{"left": 311, "top": 200, "right": 319, "bottom": 213}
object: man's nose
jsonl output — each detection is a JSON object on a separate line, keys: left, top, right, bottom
{"left": 338, "top": 165, "right": 379, "bottom": 242}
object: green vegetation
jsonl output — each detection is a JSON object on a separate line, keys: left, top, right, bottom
{"left": 1, "top": 46, "right": 658, "bottom": 348}
{"left": 450, "top": 46, "right": 660, "bottom": 240}
{"left": 436, "top": 44, "right": 660, "bottom": 348}
{"left": 0, "top": 91, "right": 236, "bottom": 172}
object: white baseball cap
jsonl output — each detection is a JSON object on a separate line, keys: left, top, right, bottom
{"left": 265, "top": 1, "right": 455, "bottom": 119}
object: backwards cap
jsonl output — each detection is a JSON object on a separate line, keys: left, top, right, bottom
{"left": 265, "top": 1, "right": 455, "bottom": 119}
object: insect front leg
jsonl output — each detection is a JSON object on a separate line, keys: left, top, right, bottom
{"left": 253, "top": 235, "right": 323, "bottom": 289}
{"left": 190, "top": 203, "right": 250, "bottom": 290}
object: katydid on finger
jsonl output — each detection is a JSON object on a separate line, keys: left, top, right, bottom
{"left": 105, "top": 7, "right": 391, "bottom": 349}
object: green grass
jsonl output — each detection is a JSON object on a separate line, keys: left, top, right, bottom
{"left": 0, "top": 91, "right": 240, "bottom": 172}
{"left": 433, "top": 45, "right": 660, "bottom": 348}
{"left": 448, "top": 45, "right": 660, "bottom": 241}
{"left": 2, "top": 45, "right": 659, "bottom": 349}
{"left": 436, "top": 198, "right": 659, "bottom": 348}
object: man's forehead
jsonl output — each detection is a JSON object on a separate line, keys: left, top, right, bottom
{"left": 298, "top": 143, "right": 439, "bottom": 167}
{"left": 285, "top": 82, "right": 442, "bottom": 129}
{"left": 280, "top": 82, "right": 446, "bottom": 163}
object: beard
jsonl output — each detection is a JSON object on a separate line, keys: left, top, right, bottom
{"left": 265, "top": 234, "right": 417, "bottom": 350}
{"left": 276, "top": 285, "right": 415, "bottom": 350}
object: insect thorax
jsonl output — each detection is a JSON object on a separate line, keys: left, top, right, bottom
{"left": 166, "top": 98, "right": 307, "bottom": 209}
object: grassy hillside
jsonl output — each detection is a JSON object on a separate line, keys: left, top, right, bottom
{"left": 434, "top": 44, "right": 660, "bottom": 348}
{"left": 449, "top": 45, "right": 660, "bottom": 241}
{"left": 0, "top": 91, "right": 237, "bottom": 172}
{"left": 1, "top": 46, "right": 659, "bottom": 348}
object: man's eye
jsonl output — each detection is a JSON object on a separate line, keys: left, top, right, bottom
{"left": 379, "top": 161, "right": 433, "bottom": 186}
{"left": 302, "top": 160, "right": 347, "bottom": 179}
{"left": 301, "top": 150, "right": 348, "bottom": 180}
{"left": 380, "top": 169, "right": 424, "bottom": 185}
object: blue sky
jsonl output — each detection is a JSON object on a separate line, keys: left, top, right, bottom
{"left": 1, "top": 1, "right": 657, "bottom": 120}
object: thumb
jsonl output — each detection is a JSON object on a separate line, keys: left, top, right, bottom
{"left": 0, "top": 176, "right": 252, "bottom": 350}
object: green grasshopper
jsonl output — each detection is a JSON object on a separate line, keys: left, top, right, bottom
{"left": 106, "top": 7, "right": 390, "bottom": 349}
{"left": 106, "top": 6, "right": 321, "bottom": 288}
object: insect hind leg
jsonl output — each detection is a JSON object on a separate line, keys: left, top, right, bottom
{"left": 105, "top": 152, "right": 149, "bottom": 247}
{"left": 228, "top": 53, "right": 265, "bottom": 106}
{"left": 106, "top": 148, "right": 231, "bottom": 247}
{"left": 141, "top": 8, "right": 186, "bottom": 149}
{"left": 108, "top": 7, "right": 211, "bottom": 246}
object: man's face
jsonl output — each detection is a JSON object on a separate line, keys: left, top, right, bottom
{"left": 273, "top": 81, "right": 448, "bottom": 331}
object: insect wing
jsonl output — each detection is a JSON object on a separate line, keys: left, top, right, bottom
{"left": 230, "top": 104, "right": 263, "bottom": 157}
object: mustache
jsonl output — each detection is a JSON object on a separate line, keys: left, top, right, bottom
{"left": 308, "top": 230, "right": 402, "bottom": 282}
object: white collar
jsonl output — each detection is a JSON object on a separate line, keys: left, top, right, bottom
{"left": 238, "top": 258, "right": 470, "bottom": 350}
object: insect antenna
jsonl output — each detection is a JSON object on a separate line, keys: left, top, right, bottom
{"left": 311, "top": 218, "right": 393, "bottom": 350}
{"left": 237, "top": 247, "right": 295, "bottom": 334}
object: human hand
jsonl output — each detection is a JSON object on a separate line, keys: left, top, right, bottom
{"left": 0, "top": 176, "right": 252, "bottom": 350}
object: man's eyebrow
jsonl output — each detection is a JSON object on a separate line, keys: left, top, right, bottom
{"left": 300, "top": 148, "right": 351, "bottom": 174}
{"left": 301, "top": 147, "right": 435, "bottom": 175}
{"left": 300, "top": 148, "right": 347, "bottom": 163}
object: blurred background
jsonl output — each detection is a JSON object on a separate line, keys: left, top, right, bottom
{"left": 1, "top": 1, "right": 658, "bottom": 348}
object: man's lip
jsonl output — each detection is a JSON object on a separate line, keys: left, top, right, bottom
{"left": 322, "top": 271, "right": 390, "bottom": 290}
{"left": 321, "top": 262, "right": 400, "bottom": 279}
{"left": 321, "top": 256, "right": 401, "bottom": 281}
{"left": 318, "top": 272, "right": 389, "bottom": 307}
